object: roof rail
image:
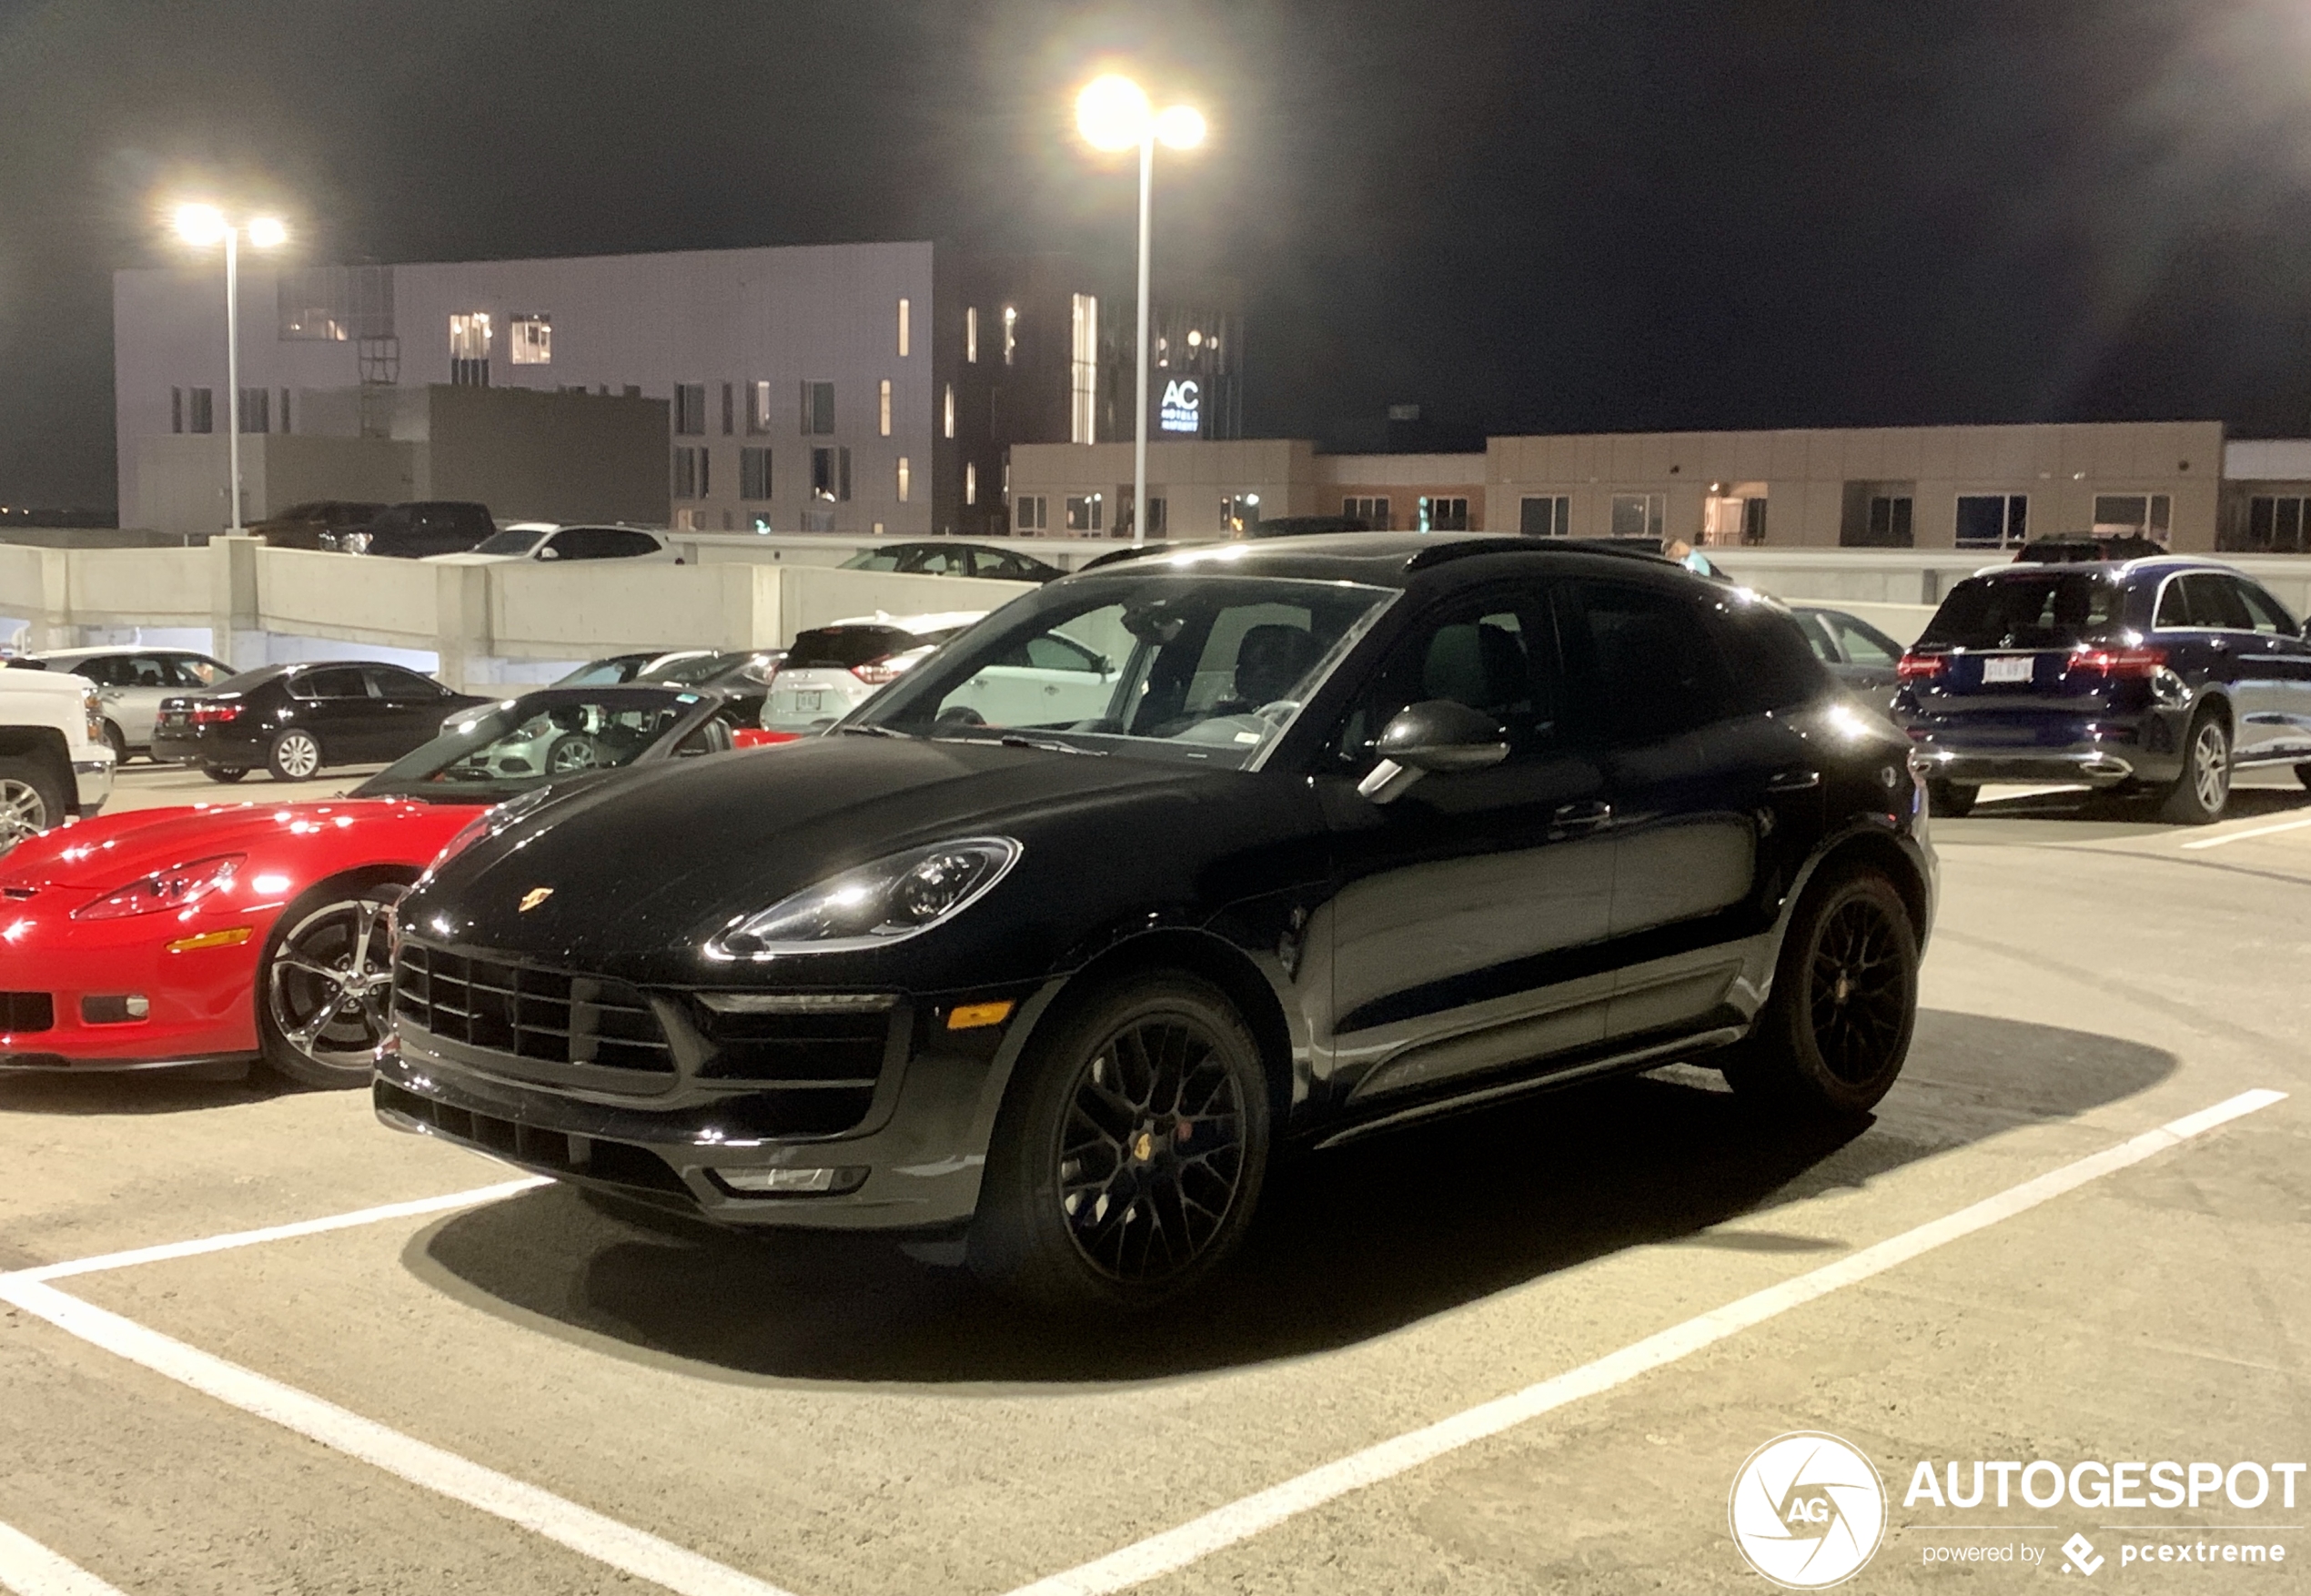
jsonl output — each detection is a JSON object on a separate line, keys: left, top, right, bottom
{"left": 1076, "top": 543, "right": 1177, "bottom": 573}
{"left": 1402, "top": 536, "right": 1672, "bottom": 573}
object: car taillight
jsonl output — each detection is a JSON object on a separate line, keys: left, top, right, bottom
{"left": 75, "top": 854, "right": 244, "bottom": 921}
{"left": 1896, "top": 652, "right": 1945, "bottom": 681}
{"left": 852, "top": 655, "right": 906, "bottom": 685}
{"left": 190, "top": 702, "right": 244, "bottom": 726}
{"left": 2066, "top": 646, "right": 2166, "bottom": 680}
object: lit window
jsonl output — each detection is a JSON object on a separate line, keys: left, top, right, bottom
{"left": 449, "top": 312, "right": 491, "bottom": 385}
{"left": 944, "top": 383, "right": 955, "bottom": 439}
{"left": 966, "top": 307, "right": 979, "bottom": 363}
{"left": 897, "top": 297, "right": 911, "bottom": 358}
{"left": 897, "top": 457, "right": 912, "bottom": 503}
{"left": 1003, "top": 305, "right": 1017, "bottom": 366}
{"left": 1070, "top": 295, "right": 1098, "bottom": 444}
{"left": 879, "top": 379, "right": 892, "bottom": 438}
{"left": 509, "top": 314, "right": 551, "bottom": 365}
{"left": 965, "top": 462, "right": 977, "bottom": 505}
{"left": 748, "top": 379, "right": 772, "bottom": 434}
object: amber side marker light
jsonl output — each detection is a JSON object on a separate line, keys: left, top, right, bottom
{"left": 166, "top": 926, "right": 254, "bottom": 955}
{"left": 946, "top": 1000, "right": 1015, "bottom": 1031}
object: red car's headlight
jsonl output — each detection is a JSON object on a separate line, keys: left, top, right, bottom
{"left": 73, "top": 854, "right": 244, "bottom": 921}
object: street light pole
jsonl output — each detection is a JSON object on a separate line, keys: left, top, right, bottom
{"left": 223, "top": 224, "right": 243, "bottom": 536}
{"left": 1133, "top": 128, "right": 1153, "bottom": 550}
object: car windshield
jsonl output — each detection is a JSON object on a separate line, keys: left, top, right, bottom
{"left": 1919, "top": 572, "right": 2124, "bottom": 650}
{"left": 839, "top": 549, "right": 903, "bottom": 571}
{"left": 851, "top": 572, "right": 1398, "bottom": 768}
{"left": 471, "top": 528, "right": 547, "bottom": 556}
{"left": 352, "top": 693, "right": 697, "bottom": 801}
{"left": 637, "top": 652, "right": 731, "bottom": 684}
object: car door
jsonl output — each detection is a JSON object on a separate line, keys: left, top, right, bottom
{"left": 287, "top": 667, "right": 374, "bottom": 762}
{"left": 1317, "top": 581, "right": 1618, "bottom": 1105}
{"left": 1560, "top": 579, "right": 1826, "bottom": 1043}
{"left": 2175, "top": 573, "right": 2282, "bottom": 761}
{"left": 365, "top": 667, "right": 454, "bottom": 759}
{"left": 106, "top": 654, "right": 185, "bottom": 749}
{"left": 2225, "top": 576, "right": 2311, "bottom": 762}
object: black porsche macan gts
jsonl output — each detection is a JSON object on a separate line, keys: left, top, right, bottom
{"left": 378, "top": 534, "right": 1937, "bottom": 1311}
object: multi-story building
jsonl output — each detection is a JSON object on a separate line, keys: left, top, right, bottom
{"left": 115, "top": 242, "right": 1243, "bottom": 539}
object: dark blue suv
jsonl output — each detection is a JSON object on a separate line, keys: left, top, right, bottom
{"left": 1896, "top": 558, "right": 2311, "bottom": 823}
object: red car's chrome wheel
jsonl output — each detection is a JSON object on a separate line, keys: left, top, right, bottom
{"left": 261, "top": 879, "right": 409, "bottom": 1088}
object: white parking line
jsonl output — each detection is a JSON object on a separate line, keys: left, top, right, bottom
{"left": 1003, "top": 1088, "right": 2288, "bottom": 1596}
{"left": 0, "top": 1521, "right": 128, "bottom": 1596}
{"left": 2181, "top": 813, "right": 2311, "bottom": 850}
{"left": 5, "top": 1177, "right": 550, "bottom": 1285}
{"left": 0, "top": 1277, "right": 797, "bottom": 1596}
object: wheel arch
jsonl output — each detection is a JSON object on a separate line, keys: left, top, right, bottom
{"left": 1794, "top": 823, "right": 1933, "bottom": 947}
{"left": 0, "top": 726, "right": 73, "bottom": 783}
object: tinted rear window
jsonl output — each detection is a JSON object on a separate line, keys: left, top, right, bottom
{"left": 784, "top": 626, "right": 917, "bottom": 670}
{"left": 1710, "top": 599, "right": 1832, "bottom": 713}
{"left": 1920, "top": 573, "right": 2123, "bottom": 650}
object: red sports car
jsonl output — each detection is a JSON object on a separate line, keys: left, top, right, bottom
{"left": 0, "top": 684, "right": 739, "bottom": 1087}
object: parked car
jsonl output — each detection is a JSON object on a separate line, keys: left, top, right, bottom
{"left": 759, "top": 611, "right": 984, "bottom": 734}
{"left": 2012, "top": 533, "right": 2165, "bottom": 564}
{"left": 323, "top": 501, "right": 495, "bottom": 558}
{"left": 424, "top": 523, "right": 681, "bottom": 565}
{"left": 153, "top": 662, "right": 492, "bottom": 783}
{"left": 1790, "top": 606, "right": 1905, "bottom": 712}
{"left": 6, "top": 647, "right": 231, "bottom": 761}
{"left": 0, "top": 669, "right": 113, "bottom": 852}
{"left": 378, "top": 533, "right": 1934, "bottom": 1313}
{"left": 0, "top": 684, "right": 738, "bottom": 1086}
{"left": 449, "top": 650, "right": 782, "bottom": 738}
{"left": 1896, "top": 557, "right": 2311, "bottom": 821}
{"left": 246, "top": 500, "right": 387, "bottom": 551}
{"left": 840, "top": 541, "right": 1065, "bottom": 582}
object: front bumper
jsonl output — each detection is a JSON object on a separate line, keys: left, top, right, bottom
{"left": 0, "top": 904, "right": 266, "bottom": 1069}
{"left": 375, "top": 978, "right": 1046, "bottom": 1232}
{"left": 71, "top": 753, "right": 114, "bottom": 815}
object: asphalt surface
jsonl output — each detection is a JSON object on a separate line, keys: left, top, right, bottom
{"left": 3, "top": 768, "right": 2306, "bottom": 1594}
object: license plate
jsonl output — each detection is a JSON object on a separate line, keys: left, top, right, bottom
{"left": 1981, "top": 655, "right": 2034, "bottom": 684}
{"left": 794, "top": 691, "right": 822, "bottom": 712}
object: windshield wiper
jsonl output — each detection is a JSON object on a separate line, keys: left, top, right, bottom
{"left": 932, "top": 732, "right": 1107, "bottom": 757}
{"left": 836, "top": 723, "right": 913, "bottom": 739}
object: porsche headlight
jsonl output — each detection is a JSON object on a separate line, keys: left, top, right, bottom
{"left": 706, "top": 837, "right": 1021, "bottom": 960}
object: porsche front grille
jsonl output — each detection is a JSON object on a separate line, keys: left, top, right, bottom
{"left": 393, "top": 944, "right": 671, "bottom": 1076}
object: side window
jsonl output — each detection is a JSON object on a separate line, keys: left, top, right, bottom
{"left": 2233, "top": 580, "right": 2297, "bottom": 636}
{"left": 167, "top": 657, "right": 225, "bottom": 689}
{"left": 298, "top": 667, "right": 370, "bottom": 700}
{"left": 74, "top": 656, "right": 127, "bottom": 688}
{"left": 1338, "top": 589, "right": 1560, "bottom": 764}
{"left": 1569, "top": 581, "right": 1731, "bottom": 744}
{"left": 126, "top": 655, "right": 172, "bottom": 689}
{"left": 1711, "top": 599, "right": 1832, "bottom": 713}
{"left": 2155, "top": 578, "right": 2195, "bottom": 629}
{"left": 1791, "top": 611, "right": 1840, "bottom": 664}
{"left": 368, "top": 668, "right": 445, "bottom": 702}
{"left": 2182, "top": 573, "right": 2253, "bottom": 631}
{"left": 1022, "top": 634, "right": 1099, "bottom": 672}
{"left": 1825, "top": 614, "right": 1898, "bottom": 666}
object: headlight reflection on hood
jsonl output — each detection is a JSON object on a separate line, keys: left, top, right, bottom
{"left": 706, "top": 837, "right": 1021, "bottom": 960}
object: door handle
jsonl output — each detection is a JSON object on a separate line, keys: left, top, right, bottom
{"left": 1766, "top": 766, "right": 1822, "bottom": 793}
{"left": 1550, "top": 800, "right": 1613, "bottom": 834}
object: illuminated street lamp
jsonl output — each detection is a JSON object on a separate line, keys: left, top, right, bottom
{"left": 1075, "top": 74, "right": 1206, "bottom": 547}
{"left": 173, "top": 203, "right": 289, "bottom": 535}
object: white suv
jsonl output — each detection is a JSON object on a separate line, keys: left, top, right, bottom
{"left": 760, "top": 611, "right": 984, "bottom": 735}
{"left": 0, "top": 667, "right": 116, "bottom": 848}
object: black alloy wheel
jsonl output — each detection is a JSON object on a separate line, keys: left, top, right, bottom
{"left": 969, "top": 973, "right": 1271, "bottom": 1312}
{"left": 1721, "top": 867, "right": 1919, "bottom": 1118}
{"left": 205, "top": 766, "right": 249, "bottom": 783}
{"left": 258, "top": 876, "right": 409, "bottom": 1088}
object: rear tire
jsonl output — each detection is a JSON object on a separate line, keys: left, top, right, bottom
{"left": 1925, "top": 780, "right": 1976, "bottom": 818}
{"left": 257, "top": 874, "right": 410, "bottom": 1088}
{"left": 967, "top": 972, "right": 1271, "bottom": 1314}
{"left": 267, "top": 729, "right": 323, "bottom": 782}
{"left": 1720, "top": 866, "right": 1920, "bottom": 1119}
{"left": 2160, "top": 708, "right": 2230, "bottom": 824}
{"left": 0, "top": 754, "right": 66, "bottom": 853}
{"left": 205, "top": 766, "right": 249, "bottom": 783}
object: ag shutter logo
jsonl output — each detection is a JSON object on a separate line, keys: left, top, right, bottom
{"left": 1730, "top": 1432, "right": 1888, "bottom": 1589}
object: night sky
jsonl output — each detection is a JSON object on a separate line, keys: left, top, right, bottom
{"left": 7, "top": 0, "right": 2311, "bottom": 511}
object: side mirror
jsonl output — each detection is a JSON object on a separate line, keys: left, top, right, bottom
{"left": 538, "top": 546, "right": 560, "bottom": 561}
{"left": 1356, "top": 699, "right": 1509, "bottom": 803}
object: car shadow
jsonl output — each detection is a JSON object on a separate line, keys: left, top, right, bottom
{"left": 0, "top": 1062, "right": 276, "bottom": 1116}
{"left": 406, "top": 1007, "right": 2174, "bottom": 1386}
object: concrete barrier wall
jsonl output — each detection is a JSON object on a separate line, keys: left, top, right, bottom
{"left": 257, "top": 547, "right": 443, "bottom": 649}
{"left": 66, "top": 546, "right": 214, "bottom": 628}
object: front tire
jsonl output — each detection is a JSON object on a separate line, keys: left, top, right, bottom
{"left": 267, "top": 728, "right": 323, "bottom": 782}
{"left": 1721, "top": 867, "right": 1920, "bottom": 1119}
{"left": 0, "top": 754, "right": 66, "bottom": 853}
{"left": 257, "top": 874, "right": 410, "bottom": 1088}
{"left": 102, "top": 722, "right": 129, "bottom": 764}
{"left": 967, "top": 972, "right": 1271, "bottom": 1314}
{"left": 1924, "top": 780, "right": 1976, "bottom": 818}
{"left": 2161, "top": 708, "right": 2230, "bottom": 824}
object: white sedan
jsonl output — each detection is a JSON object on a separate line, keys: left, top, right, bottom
{"left": 423, "top": 524, "right": 681, "bottom": 565}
